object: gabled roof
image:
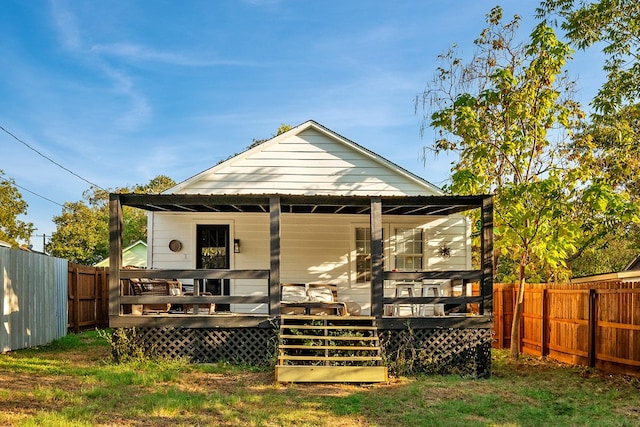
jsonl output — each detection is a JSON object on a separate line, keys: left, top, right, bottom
{"left": 165, "top": 120, "right": 443, "bottom": 197}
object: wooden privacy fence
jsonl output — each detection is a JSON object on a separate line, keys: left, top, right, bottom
{"left": 493, "top": 282, "right": 640, "bottom": 377}
{"left": 68, "top": 263, "right": 109, "bottom": 332}
{"left": 0, "top": 248, "right": 68, "bottom": 352}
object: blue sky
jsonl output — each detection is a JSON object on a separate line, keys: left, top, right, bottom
{"left": 1, "top": 1, "right": 604, "bottom": 252}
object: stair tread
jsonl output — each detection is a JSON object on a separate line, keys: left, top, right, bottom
{"left": 279, "top": 344, "right": 381, "bottom": 351}
{"left": 279, "top": 334, "right": 378, "bottom": 340}
{"left": 278, "top": 355, "right": 382, "bottom": 361}
{"left": 280, "top": 325, "right": 377, "bottom": 331}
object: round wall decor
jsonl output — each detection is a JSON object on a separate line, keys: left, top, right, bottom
{"left": 169, "top": 239, "right": 182, "bottom": 252}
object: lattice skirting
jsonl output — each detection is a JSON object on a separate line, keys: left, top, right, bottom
{"left": 379, "top": 328, "right": 493, "bottom": 378}
{"left": 113, "top": 326, "right": 492, "bottom": 377}
{"left": 115, "top": 327, "right": 279, "bottom": 365}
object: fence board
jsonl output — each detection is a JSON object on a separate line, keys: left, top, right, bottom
{"left": 492, "top": 284, "right": 515, "bottom": 349}
{"left": 0, "top": 248, "right": 68, "bottom": 352}
{"left": 67, "top": 264, "right": 109, "bottom": 332}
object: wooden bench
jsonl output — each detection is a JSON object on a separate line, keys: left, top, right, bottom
{"left": 281, "top": 283, "right": 348, "bottom": 316}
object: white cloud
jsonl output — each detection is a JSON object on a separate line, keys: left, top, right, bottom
{"left": 49, "top": 0, "right": 82, "bottom": 51}
{"left": 48, "top": 2, "right": 152, "bottom": 130}
{"left": 89, "top": 43, "right": 261, "bottom": 67}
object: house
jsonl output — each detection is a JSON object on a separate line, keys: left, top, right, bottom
{"left": 95, "top": 240, "right": 147, "bottom": 268}
{"left": 108, "top": 120, "right": 494, "bottom": 379}
{"left": 569, "top": 254, "right": 640, "bottom": 284}
{"left": 624, "top": 254, "right": 640, "bottom": 271}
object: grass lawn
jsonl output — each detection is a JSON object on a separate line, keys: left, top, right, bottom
{"left": 0, "top": 330, "right": 639, "bottom": 426}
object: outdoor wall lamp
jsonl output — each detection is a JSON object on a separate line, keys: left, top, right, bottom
{"left": 234, "top": 239, "right": 240, "bottom": 253}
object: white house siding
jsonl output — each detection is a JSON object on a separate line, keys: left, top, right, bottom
{"left": 149, "top": 211, "right": 470, "bottom": 315}
{"left": 172, "top": 128, "right": 441, "bottom": 197}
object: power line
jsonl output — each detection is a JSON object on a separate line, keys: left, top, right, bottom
{"left": 0, "top": 124, "right": 106, "bottom": 191}
{"left": 0, "top": 175, "right": 64, "bottom": 207}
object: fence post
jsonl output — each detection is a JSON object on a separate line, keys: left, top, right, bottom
{"left": 588, "top": 289, "right": 597, "bottom": 367}
{"left": 541, "top": 288, "right": 549, "bottom": 357}
{"left": 516, "top": 287, "right": 523, "bottom": 353}
{"left": 70, "top": 264, "right": 80, "bottom": 333}
{"left": 101, "top": 268, "right": 109, "bottom": 328}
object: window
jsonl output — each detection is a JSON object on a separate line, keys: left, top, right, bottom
{"left": 355, "top": 227, "right": 371, "bottom": 283}
{"left": 394, "top": 228, "right": 423, "bottom": 271}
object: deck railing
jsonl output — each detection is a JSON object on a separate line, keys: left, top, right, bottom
{"left": 382, "top": 270, "right": 486, "bottom": 316}
{"left": 116, "top": 268, "right": 487, "bottom": 318}
{"left": 118, "top": 269, "right": 271, "bottom": 314}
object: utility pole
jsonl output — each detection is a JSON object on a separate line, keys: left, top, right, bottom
{"left": 34, "top": 233, "right": 48, "bottom": 254}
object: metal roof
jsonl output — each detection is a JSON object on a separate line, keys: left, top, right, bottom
{"left": 114, "top": 193, "right": 491, "bottom": 216}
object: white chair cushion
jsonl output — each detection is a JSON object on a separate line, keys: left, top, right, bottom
{"left": 307, "top": 287, "right": 334, "bottom": 302}
{"left": 282, "top": 286, "right": 308, "bottom": 302}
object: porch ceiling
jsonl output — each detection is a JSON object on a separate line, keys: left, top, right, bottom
{"left": 115, "top": 193, "right": 490, "bottom": 216}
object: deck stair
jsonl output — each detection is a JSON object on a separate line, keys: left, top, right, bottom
{"left": 275, "top": 315, "right": 388, "bottom": 383}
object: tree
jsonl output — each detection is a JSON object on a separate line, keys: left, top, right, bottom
{"left": 537, "top": 1, "right": 640, "bottom": 271}
{"left": 417, "top": 6, "right": 636, "bottom": 359}
{"left": 537, "top": 0, "right": 640, "bottom": 116}
{"left": 47, "top": 175, "right": 175, "bottom": 264}
{"left": 218, "top": 123, "right": 294, "bottom": 165}
{"left": 538, "top": 1, "right": 640, "bottom": 199}
{"left": 564, "top": 103, "right": 640, "bottom": 273}
{"left": 47, "top": 200, "right": 109, "bottom": 264}
{"left": 0, "top": 170, "right": 34, "bottom": 246}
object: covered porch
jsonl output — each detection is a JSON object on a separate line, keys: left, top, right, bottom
{"left": 109, "top": 193, "right": 494, "bottom": 377}
{"left": 109, "top": 193, "right": 493, "bottom": 328}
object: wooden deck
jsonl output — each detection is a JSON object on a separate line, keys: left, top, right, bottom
{"left": 109, "top": 312, "right": 493, "bottom": 329}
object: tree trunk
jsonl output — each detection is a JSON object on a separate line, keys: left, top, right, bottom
{"left": 509, "top": 259, "right": 526, "bottom": 360}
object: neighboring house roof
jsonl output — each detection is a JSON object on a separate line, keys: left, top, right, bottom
{"left": 0, "top": 240, "right": 11, "bottom": 248}
{"left": 570, "top": 270, "right": 640, "bottom": 284}
{"left": 165, "top": 120, "right": 443, "bottom": 197}
{"left": 624, "top": 254, "right": 640, "bottom": 271}
{"left": 570, "top": 254, "right": 640, "bottom": 283}
{"left": 95, "top": 240, "right": 147, "bottom": 268}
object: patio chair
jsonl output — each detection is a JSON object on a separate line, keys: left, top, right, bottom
{"left": 129, "top": 278, "right": 181, "bottom": 314}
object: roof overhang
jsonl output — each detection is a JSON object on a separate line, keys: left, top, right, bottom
{"left": 113, "top": 193, "right": 491, "bottom": 216}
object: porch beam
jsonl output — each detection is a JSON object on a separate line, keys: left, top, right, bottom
{"left": 119, "top": 269, "right": 270, "bottom": 280}
{"left": 383, "top": 270, "right": 482, "bottom": 281}
{"left": 121, "top": 295, "right": 269, "bottom": 304}
{"left": 109, "top": 314, "right": 275, "bottom": 329}
{"left": 370, "top": 198, "right": 384, "bottom": 318}
{"left": 108, "top": 194, "right": 123, "bottom": 318}
{"left": 270, "top": 196, "right": 281, "bottom": 316}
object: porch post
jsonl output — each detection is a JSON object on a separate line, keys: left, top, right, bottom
{"left": 370, "top": 198, "right": 383, "bottom": 318}
{"left": 481, "top": 195, "right": 494, "bottom": 314}
{"left": 269, "top": 196, "right": 281, "bottom": 316}
{"left": 108, "top": 194, "right": 123, "bottom": 319}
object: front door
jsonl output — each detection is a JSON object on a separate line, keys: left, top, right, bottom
{"left": 196, "top": 225, "right": 230, "bottom": 311}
